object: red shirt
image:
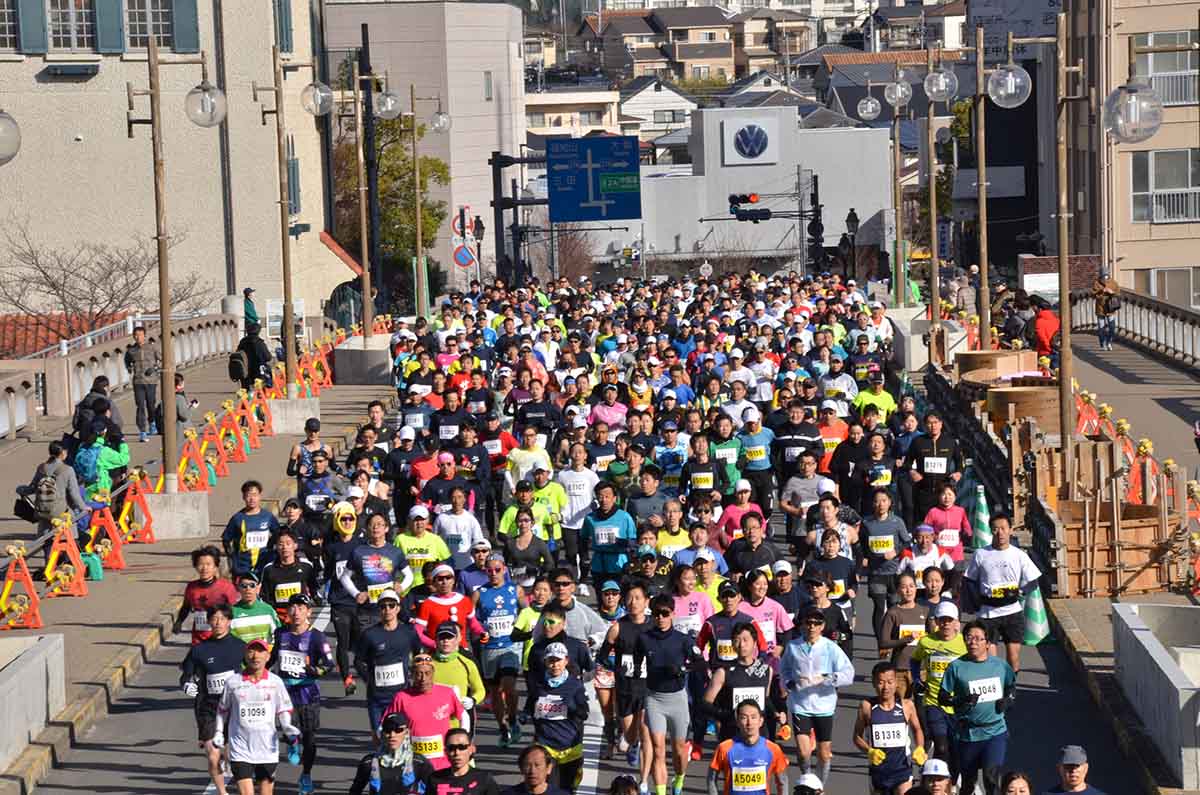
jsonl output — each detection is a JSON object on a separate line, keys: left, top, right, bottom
{"left": 181, "top": 577, "right": 239, "bottom": 644}
{"left": 1034, "top": 309, "right": 1060, "bottom": 356}
{"left": 412, "top": 592, "right": 485, "bottom": 649}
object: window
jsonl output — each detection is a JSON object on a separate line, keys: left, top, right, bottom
{"left": 0, "top": 0, "right": 16, "bottom": 50}
{"left": 484, "top": 71, "right": 493, "bottom": 101}
{"left": 653, "top": 109, "right": 686, "bottom": 123}
{"left": 1131, "top": 149, "right": 1200, "bottom": 223}
{"left": 692, "top": 65, "right": 709, "bottom": 78}
{"left": 527, "top": 111, "right": 546, "bottom": 127}
{"left": 1134, "top": 30, "right": 1199, "bottom": 105}
{"left": 50, "top": 0, "right": 95, "bottom": 51}
{"left": 128, "top": 0, "right": 174, "bottom": 49}
{"left": 580, "top": 109, "right": 604, "bottom": 125}
{"left": 700, "top": 31, "right": 716, "bottom": 42}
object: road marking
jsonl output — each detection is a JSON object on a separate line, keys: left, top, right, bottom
{"left": 579, "top": 685, "right": 604, "bottom": 795}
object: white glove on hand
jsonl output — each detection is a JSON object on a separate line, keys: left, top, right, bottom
{"left": 183, "top": 682, "right": 199, "bottom": 698}
{"left": 211, "top": 732, "right": 225, "bottom": 749}
{"left": 462, "top": 697, "right": 475, "bottom": 711}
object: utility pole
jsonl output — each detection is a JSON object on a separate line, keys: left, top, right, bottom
{"left": 927, "top": 47, "right": 942, "bottom": 364}
{"left": 351, "top": 63, "right": 374, "bottom": 335}
{"left": 975, "top": 25, "right": 992, "bottom": 350}
{"left": 892, "top": 62, "right": 905, "bottom": 307}
{"left": 360, "top": 25, "right": 381, "bottom": 305}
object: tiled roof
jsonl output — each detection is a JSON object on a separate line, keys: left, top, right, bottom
{"left": 0, "top": 313, "right": 128, "bottom": 357}
{"left": 821, "top": 49, "right": 966, "bottom": 68}
{"left": 580, "top": 9, "right": 652, "bottom": 35}
{"left": 674, "top": 41, "right": 734, "bottom": 60}
{"left": 925, "top": 0, "right": 966, "bottom": 16}
{"left": 794, "top": 43, "right": 858, "bottom": 66}
{"left": 651, "top": 6, "right": 731, "bottom": 29}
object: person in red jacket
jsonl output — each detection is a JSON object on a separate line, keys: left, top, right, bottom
{"left": 1032, "top": 297, "right": 1061, "bottom": 358}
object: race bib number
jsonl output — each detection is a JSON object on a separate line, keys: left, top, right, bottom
{"left": 410, "top": 384, "right": 432, "bottom": 397}
{"left": 784, "top": 447, "right": 803, "bottom": 462}
{"left": 825, "top": 388, "right": 842, "bottom": 399}
{"left": 731, "top": 766, "right": 767, "bottom": 792}
{"left": 731, "top": 686, "right": 765, "bottom": 711}
{"left": 756, "top": 620, "right": 777, "bottom": 648}
{"left": 509, "top": 565, "right": 528, "bottom": 581}
{"left": 823, "top": 437, "right": 839, "bottom": 453}
{"left": 716, "top": 639, "right": 736, "bottom": 661}
{"left": 594, "top": 525, "right": 618, "bottom": 546}
{"left": 620, "top": 654, "right": 646, "bottom": 678}
{"left": 923, "top": 457, "right": 948, "bottom": 475}
{"left": 412, "top": 735, "right": 443, "bottom": 758}
{"left": 715, "top": 448, "right": 737, "bottom": 464}
{"left": 206, "top": 671, "right": 232, "bottom": 694}
{"left": 534, "top": 695, "right": 568, "bottom": 720}
{"left": 536, "top": 433, "right": 549, "bottom": 450}
{"left": 238, "top": 701, "right": 271, "bottom": 727}
{"left": 245, "top": 530, "right": 270, "bottom": 550}
{"left": 483, "top": 439, "right": 502, "bottom": 455}
{"left": 968, "top": 676, "right": 1003, "bottom": 703}
{"left": 899, "top": 624, "right": 926, "bottom": 645}
{"left": 871, "top": 723, "right": 908, "bottom": 749}
{"left": 486, "top": 614, "right": 515, "bottom": 637}
{"left": 279, "top": 650, "right": 306, "bottom": 677}
{"left": 567, "top": 480, "right": 588, "bottom": 496}
{"left": 467, "top": 401, "right": 487, "bottom": 414}
{"left": 691, "top": 472, "right": 714, "bottom": 490}
{"left": 745, "top": 446, "right": 766, "bottom": 462}
{"left": 855, "top": 365, "right": 870, "bottom": 381}
{"left": 375, "top": 662, "right": 406, "bottom": 688}
{"left": 274, "top": 582, "right": 301, "bottom": 603}
{"left": 439, "top": 425, "right": 459, "bottom": 440}
{"left": 830, "top": 579, "right": 846, "bottom": 598}
{"left": 305, "top": 494, "right": 329, "bottom": 511}
{"left": 938, "top": 529, "right": 961, "bottom": 549}
{"left": 868, "top": 536, "right": 895, "bottom": 554}
{"left": 367, "top": 582, "right": 389, "bottom": 604}
{"left": 872, "top": 469, "right": 893, "bottom": 486}
{"left": 190, "top": 611, "right": 210, "bottom": 633}
{"left": 989, "top": 583, "right": 1018, "bottom": 599}
{"left": 930, "top": 654, "right": 956, "bottom": 677}
{"left": 405, "top": 413, "right": 426, "bottom": 429}
{"left": 595, "top": 455, "right": 614, "bottom": 472}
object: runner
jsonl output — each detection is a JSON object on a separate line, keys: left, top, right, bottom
{"left": 594, "top": 579, "right": 626, "bottom": 760}
{"left": 701, "top": 621, "right": 783, "bottom": 742}
{"left": 737, "top": 570, "right": 793, "bottom": 659}
{"left": 259, "top": 530, "right": 319, "bottom": 621}
{"left": 523, "top": 642, "right": 590, "bottom": 793}
{"left": 180, "top": 604, "right": 245, "bottom": 795}
{"left": 354, "top": 588, "right": 419, "bottom": 741}
{"left": 394, "top": 505, "right": 451, "bottom": 592}
{"left": 911, "top": 601, "right": 966, "bottom": 776}
{"left": 324, "top": 500, "right": 363, "bottom": 695}
{"left": 583, "top": 481, "right": 639, "bottom": 595}
{"left": 877, "top": 573, "right": 928, "bottom": 698}
{"left": 176, "top": 545, "right": 239, "bottom": 645}
{"left": 428, "top": 728, "right": 502, "bottom": 795}
{"left": 505, "top": 744, "right": 572, "bottom": 795}
{"left": 213, "top": 638, "right": 302, "bottom": 795}
{"left": 414, "top": 562, "right": 488, "bottom": 650}
{"left": 342, "top": 512, "right": 413, "bottom": 634}
{"left": 269, "top": 594, "right": 334, "bottom": 795}
{"left": 780, "top": 607, "right": 855, "bottom": 784}
{"left": 385, "top": 652, "right": 465, "bottom": 771}
{"left": 229, "top": 572, "right": 281, "bottom": 647}
{"left": 222, "top": 480, "right": 281, "bottom": 579}
{"left": 597, "top": 580, "right": 652, "bottom": 773}
{"left": 474, "top": 553, "right": 525, "bottom": 746}
{"left": 348, "top": 711, "right": 434, "bottom": 795}
{"left": 430, "top": 621, "right": 486, "bottom": 734}
{"left": 965, "top": 513, "right": 1041, "bottom": 674}
{"left": 852, "top": 662, "right": 926, "bottom": 795}
{"left": 706, "top": 700, "right": 789, "bottom": 795}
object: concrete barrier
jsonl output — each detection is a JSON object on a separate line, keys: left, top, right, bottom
{"left": 1112, "top": 603, "right": 1200, "bottom": 789}
{"left": 0, "top": 635, "right": 66, "bottom": 773}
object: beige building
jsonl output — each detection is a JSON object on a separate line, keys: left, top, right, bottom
{"left": 524, "top": 31, "right": 558, "bottom": 69}
{"left": 731, "top": 8, "right": 813, "bottom": 78}
{"left": 525, "top": 86, "right": 622, "bottom": 136}
{"left": 325, "top": 1, "right": 526, "bottom": 291}
{"left": 579, "top": 8, "right": 734, "bottom": 81}
{"left": 1067, "top": 0, "right": 1200, "bottom": 305}
{"left": 0, "top": 0, "right": 349, "bottom": 327}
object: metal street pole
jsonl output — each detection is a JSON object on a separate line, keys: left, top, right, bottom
{"left": 927, "top": 47, "right": 942, "bottom": 363}
{"left": 252, "top": 45, "right": 307, "bottom": 395}
{"left": 975, "top": 24, "right": 992, "bottom": 350}
{"left": 350, "top": 63, "right": 375, "bottom": 337}
{"left": 411, "top": 83, "right": 426, "bottom": 317}
{"left": 361, "top": 25, "right": 382, "bottom": 307}
{"left": 892, "top": 101, "right": 904, "bottom": 306}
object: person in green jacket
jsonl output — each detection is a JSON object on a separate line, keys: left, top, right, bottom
{"left": 74, "top": 420, "right": 131, "bottom": 500}
{"left": 243, "top": 286, "right": 259, "bottom": 326}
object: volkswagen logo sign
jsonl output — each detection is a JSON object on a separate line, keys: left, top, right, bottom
{"left": 733, "top": 124, "right": 769, "bottom": 159}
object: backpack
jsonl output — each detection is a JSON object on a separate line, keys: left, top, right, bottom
{"left": 1107, "top": 295, "right": 1121, "bottom": 312}
{"left": 228, "top": 350, "right": 249, "bottom": 382}
{"left": 33, "top": 470, "right": 60, "bottom": 520}
{"left": 72, "top": 394, "right": 97, "bottom": 434}
{"left": 74, "top": 444, "right": 101, "bottom": 487}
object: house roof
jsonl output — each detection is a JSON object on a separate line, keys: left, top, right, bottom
{"left": 0, "top": 313, "right": 128, "bottom": 358}
{"left": 721, "top": 69, "right": 790, "bottom": 96}
{"left": 729, "top": 7, "right": 810, "bottom": 22}
{"left": 579, "top": 9, "right": 651, "bottom": 36}
{"left": 925, "top": 0, "right": 966, "bottom": 16}
{"left": 799, "top": 106, "right": 863, "bottom": 128}
{"left": 619, "top": 75, "right": 697, "bottom": 103}
{"left": 821, "top": 49, "right": 966, "bottom": 69}
{"left": 793, "top": 43, "right": 858, "bottom": 67}
{"left": 724, "top": 89, "right": 808, "bottom": 108}
{"left": 741, "top": 46, "right": 778, "bottom": 57}
{"left": 873, "top": 5, "right": 925, "bottom": 20}
{"left": 651, "top": 7, "right": 731, "bottom": 29}
{"left": 632, "top": 46, "right": 670, "bottom": 62}
{"left": 674, "top": 41, "right": 733, "bottom": 60}
{"left": 828, "top": 83, "right": 935, "bottom": 124}
{"left": 654, "top": 127, "right": 691, "bottom": 146}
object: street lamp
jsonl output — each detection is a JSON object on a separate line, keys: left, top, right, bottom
{"left": 0, "top": 106, "right": 19, "bottom": 166}
{"left": 375, "top": 89, "right": 404, "bottom": 121}
{"left": 1103, "top": 82, "right": 1162, "bottom": 144}
{"left": 925, "top": 47, "right": 957, "bottom": 365}
{"left": 403, "top": 87, "right": 451, "bottom": 317}
{"left": 251, "top": 48, "right": 328, "bottom": 398}
{"left": 125, "top": 37, "right": 224, "bottom": 493}
{"left": 858, "top": 78, "right": 881, "bottom": 121}
{"left": 885, "top": 64, "right": 909, "bottom": 308}
{"left": 987, "top": 62, "right": 1033, "bottom": 109}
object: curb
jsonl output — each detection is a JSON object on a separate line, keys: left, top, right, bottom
{"left": 1044, "top": 599, "right": 1188, "bottom": 795}
{"left": 0, "top": 387, "right": 399, "bottom": 795}
{"left": 0, "top": 592, "right": 181, "bottom": 795}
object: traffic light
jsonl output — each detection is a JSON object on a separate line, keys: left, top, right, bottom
{"left": 807, "top": 205, "right": 825, "bottom": 266}
{"left": 736, "top": 207, "right": 773, "bottom": 223}
{"left": 728, "top": 193, "right": 760, "bottom": 214}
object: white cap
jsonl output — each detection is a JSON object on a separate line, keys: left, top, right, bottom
{"left": 932, "top": 601, "right": 960, "bottom": 620}
{"left": 772, "top": 560, "right": 793, "bottom": 575}
{"left": 617, "top": 333, "right": 629, "bottom": 343}
{"left": 742, "top": 406, "right": 761, "bottom": 423}
{"left": 796, "top": 774, "right": 823, "bottom": 792}
{"left": 399, "top": 427, "right": 417, "bottom": 441}
{"left": 820, "top": 399, "right": 839, "bottom": 411}
{"left": 922, "top": 759, "right": 951, "bottom": 779}
{"left": 377, "top": 588, "right": 401, "bottom": 604}
{"left": 870, "top": 301, "right": 885, "bottom": 309}
{"left": 730, "top": 348, "right": 745, "bottom": 359}
{"left": 695, "top": 547, "right": 716, "bottom": 562}
{"left": 735, "top": 478, "right": 752, "bottom": 492}
{"left": 543, "top": 641, "right": 569, "bottom": 660}
{"left": 573, "top": 416, "right": 588, "bottom": 429}
{"left": 347, "top": 485, "right": 366, "bottom": 499}
{"left": 662, "top": 389, "right": 677, "bottom": 399}
{"left": 408, "top": 504, "right": 430, "bottom": 519}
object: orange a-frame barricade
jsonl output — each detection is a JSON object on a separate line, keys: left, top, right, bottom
{"left": 218, "top": 403, "right": 249, "bottom": 464}
{"left": 178, "top": 428, "right": 211, "bottom": 492}
{"left": 45, "top": 519, "right": 89, "bottom": 598}
{"left": 85, "top": 502, "right": 127, "bottom": 571}
{"left": 0, "top": 544, "right": 42, "bottom": 630}
{"left": 235, "top": 391, "right": 262, "bottom": 450}
{"left": 252, "top": 383, "right": 276, "bottom": 437}
{"left": 198, "top": 413, "right": 231, "bottom": 479}
{"left": 118, "top": 471, "right": 157, "bottom": 544}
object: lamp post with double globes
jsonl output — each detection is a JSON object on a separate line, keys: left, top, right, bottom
{"left": 126, "top": 37, "right": 227, "bottom": 493}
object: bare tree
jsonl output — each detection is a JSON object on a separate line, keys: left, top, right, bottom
{"left": 524, "top": 208, "right": 595, "bottom": 285}
{"left": 0, "top": 219, "right": 219, "bottom": 351}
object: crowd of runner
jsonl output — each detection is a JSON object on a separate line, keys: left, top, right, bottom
{"left": 175, "top": 271, "right": 1105, "bottom": 795}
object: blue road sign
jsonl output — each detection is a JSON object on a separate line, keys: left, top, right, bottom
{"left": 547, "top": 137, "right": 642, "bottom": 224}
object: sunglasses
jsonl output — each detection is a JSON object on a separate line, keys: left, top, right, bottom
{"left": 382, "top": 726, "right": 408, "bottom": 734}
{"left": 380, "top": 602, "right": 400, "bottom": 609}
{"left": 653, "top": 609, "right": 672, "bottom": 618}
{"left": 447, "top": 744, "right": 471, "bottom": 752}
{"left": 553, "top": 581, "right": 574, "bottom": 587}
{"left": 238, "top": 582, "right": 258, "bottom": 588}
{"left": 543, "top": 618, "right": 564, "bottom": 626}
{"left": 486, "top": 567, "right": 505, "bottom": 573}
{"left": 804, "top": 619, "right": 825, "bottom": 626}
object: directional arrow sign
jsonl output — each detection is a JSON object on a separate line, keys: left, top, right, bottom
{"left": 547, "top": 136, "right": 642, "bottom": 224}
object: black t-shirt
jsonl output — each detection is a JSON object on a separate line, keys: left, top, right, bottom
{"left": 427, "top": 768, "right": 501, "bottom": 795}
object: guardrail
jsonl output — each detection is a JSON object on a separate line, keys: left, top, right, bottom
{"left": 1069, "top": 288, "right": 1200, "bottom": 366}
{"left": 0, "top": 370, "right": 38, "bottom": 439}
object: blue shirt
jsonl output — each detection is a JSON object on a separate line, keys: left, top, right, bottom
{"left": 583, "top": 507, "right": 638, "bottom": 575}
{"left": 940, "top": 655, "right": 1015, "bottom": 741}
{"left": 673, "top": 545, "right": 730, "bottom": 575}
{"left": 477, "top": 582, "right": 521, "bottom": 648}
{"left": 737, "top": 427, "right": 776, "bottom": 472}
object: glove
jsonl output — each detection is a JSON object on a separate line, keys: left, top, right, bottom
{"left": 286, "top": 734, "right": 301, "bottom": 766}
{"left": 996, "top": 691, "right": 1015, "bottom": 714}
{"left": 182, "top": 681, "right": 199, "bottom": 698}
{"left": 518, "top": 713, "right": 530, "bottom": 726}
{"left": 912, "top": 746, "right": 928, "bottom": 766}
{"left": 211, "top": 732, "right": 225, "bottom": 749}
{"left": 955, "top": 692, "right": 980, "bottom": 711}
{"left": 462, "top": 697, "right": 475, "bottom": 711}
{"left": 548, "top": 540, "right": 557, "bottom": 553}
{"left": 867, "top": 747, "right": 886, "bottom": 766}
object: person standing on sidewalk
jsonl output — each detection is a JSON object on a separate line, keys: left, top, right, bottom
{"left": 124, "top": 324, "right": 160, "bottom": 443}
{"left": 1091, "top": 276, "right": 1120, "bottom": 351}
{"left": 243, "top": 287, "right": 260, "bottom": 327}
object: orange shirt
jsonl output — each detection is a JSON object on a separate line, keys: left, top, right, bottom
{"left": 710, "top": 736, "right": 789, "bottom": 795}
{"left": 818, "top": 419, "right": 849, "bottom": 473}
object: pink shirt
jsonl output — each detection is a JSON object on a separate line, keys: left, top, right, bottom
{"left": 385, "top": 684, "right": 464, "bottom": 769}
{"left": 923, "top": 505, "right": 971, "bottom": 562}
{"left": 589, "top": 401, "right": 628, "bottom": 432}
{"left": 715, "top": 503, "right": 765, "bottom": 543}
{"left": 738, "top": 596, "right": 794, "bottom": 654}
{"left": 673, "top": 591, "right": 715, "bottom": 637}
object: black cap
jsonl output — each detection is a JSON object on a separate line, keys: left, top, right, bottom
{"left": 515, "top": 479, "right": 533, "bottom": 491}
{"left": 288, "top": 593, "right": 313, "bottom": 607}
{"left": 801, "top": 606, "right": 827, "bottom": 624}
{"left": 304, "top": 417, "right": 321, "bottom": 432}
{"left": 237, "top": 571, "right": 261, "bottom": 584}
{"left": 718, "top": 581, "right": 740, "bottom": 598}
{"left": 435, "top": 620, "right": 460, "bottom": 639}
{"left": 381, "top": 712, "right": 410, "bottom": 731}
{"left": 310, "top": 448, "right": 328, "bottom": 460}
{"left": 243, "top": 287, "right": 255, "bottom": 296}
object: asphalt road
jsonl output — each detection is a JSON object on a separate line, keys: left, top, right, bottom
{"left": 34, "top": 586, "right": 1143, "bottom": 795}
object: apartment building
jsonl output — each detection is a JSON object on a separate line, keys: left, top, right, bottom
{"left": 579, "top": 7, "right": 734, "bottom": 81}
{"left": 0, "top": 0, "right": 347, "bottom": 318}
{"left": 525, "top": 84, "right": 622, "bottom": 136}
{"left": 1066, "top": 0, "right": 1200, "bottom": 307}
{"left": 731, "top": 8, "right": 814, "bottom": 78}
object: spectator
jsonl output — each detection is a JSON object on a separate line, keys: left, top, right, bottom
{"left": 236, "top": 322, "right": 274, "bottom": 390}
{"left": 243, "top": 286, "right": 259, "bottom": 326}
{"left": 1091, "top": 275, "right": 1120, "bottom": 351}
{"left": 123, "top": 324, "right": 160, "bottom": 443}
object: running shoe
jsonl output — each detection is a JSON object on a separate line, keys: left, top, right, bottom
{"left": 672, "top": 774, "right": 685, "bottom": 795}
{"left": 498, "top": 725, "right": 511, "bottom": 749}
{"left": 626, "top": 743, "right": 640, "bottom": 768}
{"left": 638, "top": 781, "right": 649, "bottom": 795}
{"left": 343, "top": 675, "right": 357, "bottom": 696}
{"left": 299, "top": 773, "right": 314, "bottom": 794}
{"left": 509, "top": 722, "right": 522, "bottom": 745}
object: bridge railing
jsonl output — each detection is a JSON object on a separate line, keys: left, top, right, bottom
{"left": 1070, "top": 288, "right": 1200, "bottom": 366}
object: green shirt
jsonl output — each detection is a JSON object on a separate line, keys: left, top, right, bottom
{"left": 709, "top": 438, "right": 743, "bottom": 495}
{"left": 230, "top": 600, "right": 280, "bottom": 646}
{"left": 432, "top": 652, "right": 486, "bottom": 705}
{"left": 939, "top": 654, "right": 1014, "bottom": 741}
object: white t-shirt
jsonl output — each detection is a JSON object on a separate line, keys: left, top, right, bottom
{"left": 219, "top": 671, "right": 294, "bottom": 764}
{"left": 556, "top": 468, "right": 600, "bottom": 530}
{"left": 966, "top": 545, "right": 1041, "bottom": 618}
{"left": 434, "top": 510, "right": 485, "bottom": 566}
